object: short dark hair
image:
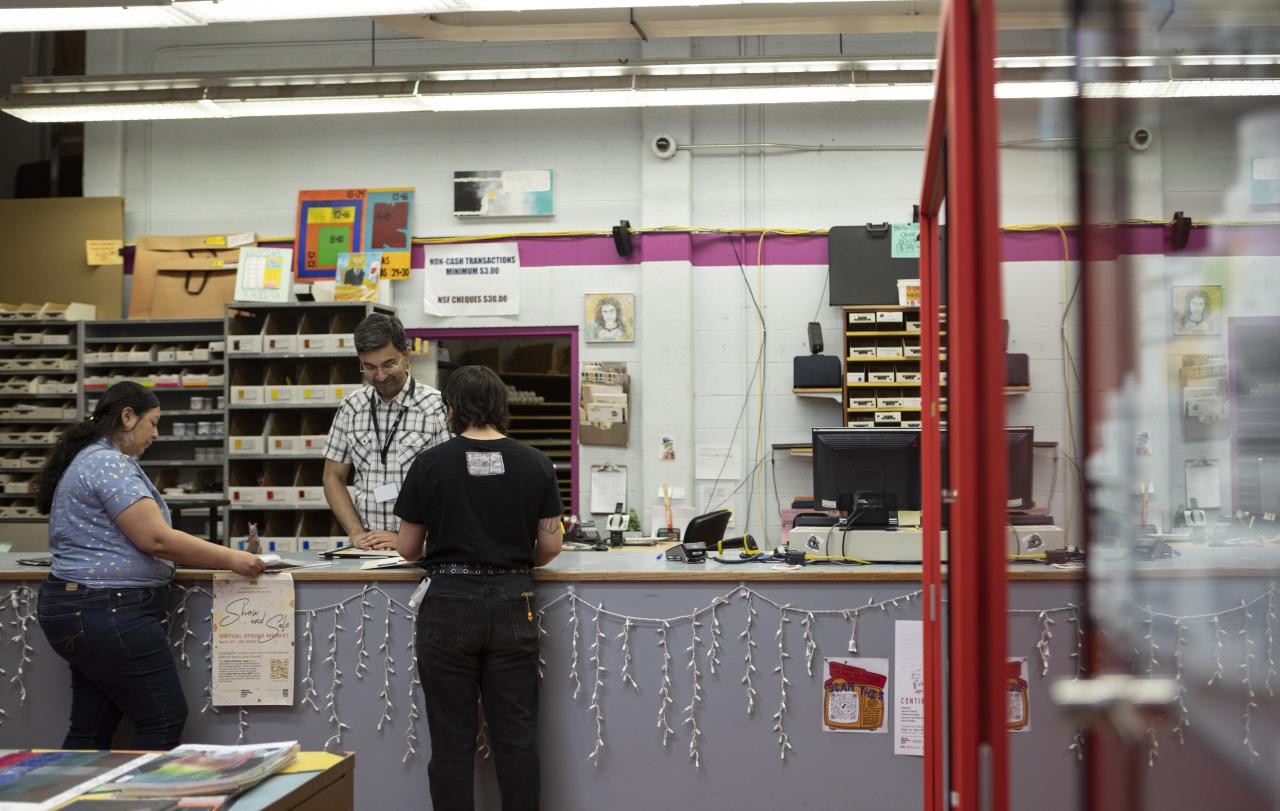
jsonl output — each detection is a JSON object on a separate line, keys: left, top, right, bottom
{"left": 442, "top": 365, "right": 510, "bottom": 435}
{"left": 354, "top": 313, "right": 408, "bottom": 354}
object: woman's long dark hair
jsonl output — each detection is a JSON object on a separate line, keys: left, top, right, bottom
{"left": 442, "top": 365, "right": 511, "bottom": 435}
{"left": 36, "top": 381, "right": 159, "bottom": 514}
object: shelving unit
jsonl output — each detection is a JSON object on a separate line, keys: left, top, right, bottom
{"left": 842, "top": 304, "right": 1027, "bottom": 428}
{"left": 447, "top": 340, "right": 575, "bottom": 508}
{"left": 0, "top": 318, "right": 82, "bottom": 520}
{"left": 83, "top": 319, "right": 227, "bottom": 540}
{"left": 842, "top": 305, "right": 932, "bottom": 429}
{"left": 225, "top": 301, "right": 390, "bottom": 549}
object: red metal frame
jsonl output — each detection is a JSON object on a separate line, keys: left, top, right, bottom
{"left": 919, "top": 0, "right": 1008, "bottom": 808}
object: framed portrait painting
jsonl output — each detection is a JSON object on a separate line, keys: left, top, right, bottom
{"left": 585, "top": 293, "right": 635, "bottom": 343}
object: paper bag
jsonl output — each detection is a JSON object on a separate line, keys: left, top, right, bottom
{"left": 130, "top": 234, "right": 253, "bottom": 319}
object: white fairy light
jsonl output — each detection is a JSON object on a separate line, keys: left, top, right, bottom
{"left": 1036, "top": 611, "right": 1055, "bottom": 677}
{"left": 1068, "top": 604, "right": 1084, "bottom": 680}
{"left": 1208, "top": 615, "right": 1226, "bottom": 687}
{"left": 617, "top": 618, "right": 639, "bottom": 691}
{"left": 237, "top": 707, "right": 249, "bottom": 744}
{"left": 300, "top": 610, "right": 320, "bottom": 712}
{"left": 1266, "top": 584, "right": 1277, "bottom": 698}
{"left": 1171, "top": 620, "right": 1189, "bottom": 744}
{"left": 1240, "top": 600, "right": 1260, "bottom": 761}
{"left": 200, "top": 610, "right": 219, "bottom": 715}
{"left": 587, "top": 603, "right": 609, "bottom": 766}
{"left": 801, "top": 612, "right": 817, "bottom": 678}
{"left": 322, "top": 603, "right": 350, "bottom": 752}
{"left": 354, "top": 585, "right": 372, "bottom": 681}
{"left": 5, "top": 586, "right": 34, "bottom": 703}
{"left": 168, "top": 586, "right": 198, "bottom": 669}
{"left": 740, "top": 592, "right": 759, "bottom": 716}
{"left": 403, "top": 618, "right": 422, "bottom": 764}
{"left": 684, "top": 609, "right": 704, "bottom": 769}
{"left": 656, "top": 621, "right": 675, "bottom": 747}
{"left": 1144, "top": 606, "right": 1159, "bottom": 767}
{"left": 377, "top": 597, "right": 396, "bottom": 732}
{"left": 844, "top": 609, "right": 859, "bottom": 654}
{"left": 567, "top": 588, "right": 582, "bottom": 700}
{"left": 706, "top": 595, "right": 728, "bottom": 676}
{"left": 771, "top": 607, "right": 793, "bottom": 761}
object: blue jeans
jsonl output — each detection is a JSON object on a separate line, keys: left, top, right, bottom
{"left": 37, "top": 576, "right": 188, "bottom": 750}
{"left": 417, "top": 574, "right": 541, "bottom": 811}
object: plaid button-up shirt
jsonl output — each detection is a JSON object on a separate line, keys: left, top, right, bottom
{"left": 323, "top": 376, "right": 450, "bottom": 532}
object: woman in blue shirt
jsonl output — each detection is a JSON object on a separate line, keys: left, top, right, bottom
{"left": 35, "top": 381, "right": 263, "bottom": 750}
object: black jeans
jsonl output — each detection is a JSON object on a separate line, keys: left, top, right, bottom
{"left": 37, "top": 576, "right": 187, "bottom": 750}
{"left": 417, "top": 573, "right": 540, "bottom": 811}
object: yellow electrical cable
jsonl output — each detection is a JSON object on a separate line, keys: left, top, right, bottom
{"left": 756, "top": 229, "right": 770, "bottom": 544}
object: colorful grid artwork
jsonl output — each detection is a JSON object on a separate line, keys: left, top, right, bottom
{"left": 294, "top": 189, "right": 367, "bottom": 281}
{"left": 363, "top": 187, "right": 415, "bottom": 280}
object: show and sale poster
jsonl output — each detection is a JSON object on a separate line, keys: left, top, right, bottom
{"left": 421, "top": 242, "right": 521, "bottom": 316}
{"left": 211, "top": 574, "right": 296, "bottom": 706}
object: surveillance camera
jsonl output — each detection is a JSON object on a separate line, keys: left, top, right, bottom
{"left": 651, "top": 133, "right": 677, "bottom": 160}
{"left": 1128, "top": 127, "right": 1153, "bottom": 152}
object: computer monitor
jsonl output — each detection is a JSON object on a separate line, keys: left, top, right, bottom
{"left": 812, "top": 429, "right": 922, "bottom": 527}
{"left": 811, "top": 426, "right": 1036, "bottom": 527}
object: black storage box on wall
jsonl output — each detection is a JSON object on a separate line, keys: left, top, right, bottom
{"left": 794, "top": 355, "right": 842, "bottom": 389}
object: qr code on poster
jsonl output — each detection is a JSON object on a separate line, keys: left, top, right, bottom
{"left": 270, "top": 658, "right": 289, "bottom": 681}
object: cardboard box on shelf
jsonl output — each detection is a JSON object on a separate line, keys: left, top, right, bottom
{"left": 130, "top": 234, "right": 250, "bottom": 319}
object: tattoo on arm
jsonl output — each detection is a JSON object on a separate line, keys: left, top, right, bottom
{"left": 539, "top": 517, "right": 562, "bottom": 535}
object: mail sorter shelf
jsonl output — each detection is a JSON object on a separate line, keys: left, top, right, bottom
{"left": 0, "top": 321, "right": 81, "bottom": 512}
{"left": 83, "top": 319, "right": 228, "bottom": 498}
{"left": 843, "top": 304, "right": 936, "bottom": 429}
{"left": 227, "top": 357, "right": 362, "bottom": 409}
{"left": 224, "top": 302, "right": 388, "bottom": 545}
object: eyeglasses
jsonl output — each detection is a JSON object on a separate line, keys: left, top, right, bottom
{"left": 358, "top": 357, "right": 405, "bottom": 377}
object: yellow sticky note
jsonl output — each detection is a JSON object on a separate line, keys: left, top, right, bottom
{"left": 211, "top": 259, "right": 225, "bottom": 268}
{"left": 271, "top": 390, "right": 280, "bottom": 400}
{"left": 203, "top": 235, "right": 228, "bottom": 247}
{"left": 263, "top": 266, "right": 282, "bottom": 289}
{"left": 85, "top": 239, "right": 123, "bottom": 266}
{"left": 307, "top": 207, "right": 334, "bottom": 224}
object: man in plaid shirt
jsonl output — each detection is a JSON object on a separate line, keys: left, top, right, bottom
{"left": 323, "top": 314, "right": 449, "bottom": 550}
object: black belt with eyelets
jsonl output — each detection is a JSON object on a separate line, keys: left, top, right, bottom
{"left": 424, "top": 563, "right": 530, "bottom": 576}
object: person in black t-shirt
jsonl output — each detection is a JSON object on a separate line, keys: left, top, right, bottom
{"left": 395, "top": 365, "right": 563, "bottom": 811}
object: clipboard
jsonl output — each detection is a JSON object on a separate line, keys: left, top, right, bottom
{"left": 589, "top": 463, "right": 628, "bottom": 514}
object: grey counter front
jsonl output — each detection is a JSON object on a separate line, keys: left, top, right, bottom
{"left": 0, "top": 550, "right": 1272, "bottom": 811}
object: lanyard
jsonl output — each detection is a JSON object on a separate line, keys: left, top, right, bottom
{"left": 369, "top": 377, "right": 415, "bottom": 466}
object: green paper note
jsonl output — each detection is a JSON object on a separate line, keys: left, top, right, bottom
{"left": 891, "top": 223, "right": 920, "bottom": 259}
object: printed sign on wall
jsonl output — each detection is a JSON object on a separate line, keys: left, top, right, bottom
{"left": 422, "top": 242, "right": 521, "bottom": 316}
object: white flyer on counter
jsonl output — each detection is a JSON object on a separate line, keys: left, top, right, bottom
{"left": 212, "top": 573, "right": 296, "bottom": 706}
{"left": 422, "top": 242, "right": 521, "bottom": 316}
{"left": 894, "top": 620, "right": 925, "bottom": 756}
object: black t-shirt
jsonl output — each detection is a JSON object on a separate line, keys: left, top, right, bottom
{"left": 394, "top": 435, "right": 563, "bottom": 568}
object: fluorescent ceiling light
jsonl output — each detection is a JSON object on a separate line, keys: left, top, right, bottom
{"left": 4, "top": 100, "right": 223, "bottom": 123}
{"left": 173, "top": 0, "right": 452, "bottom": 23}
{"left": 0, "top": 1, "right": 199, "bottom": 32}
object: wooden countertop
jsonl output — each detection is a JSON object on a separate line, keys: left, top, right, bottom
{"left": 0, "top": 544, "right": 1277, "bottom": 583}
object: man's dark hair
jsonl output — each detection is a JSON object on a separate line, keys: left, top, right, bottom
{"left": 442, "top": 365, "right": 511, "bottom": 435}
{"left": 354, "top": 313, "right": 408, "bottom": 354}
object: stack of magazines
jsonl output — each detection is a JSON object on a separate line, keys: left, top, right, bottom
{"left": 100, "top": 742, "right": 300, "bottom": 798}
